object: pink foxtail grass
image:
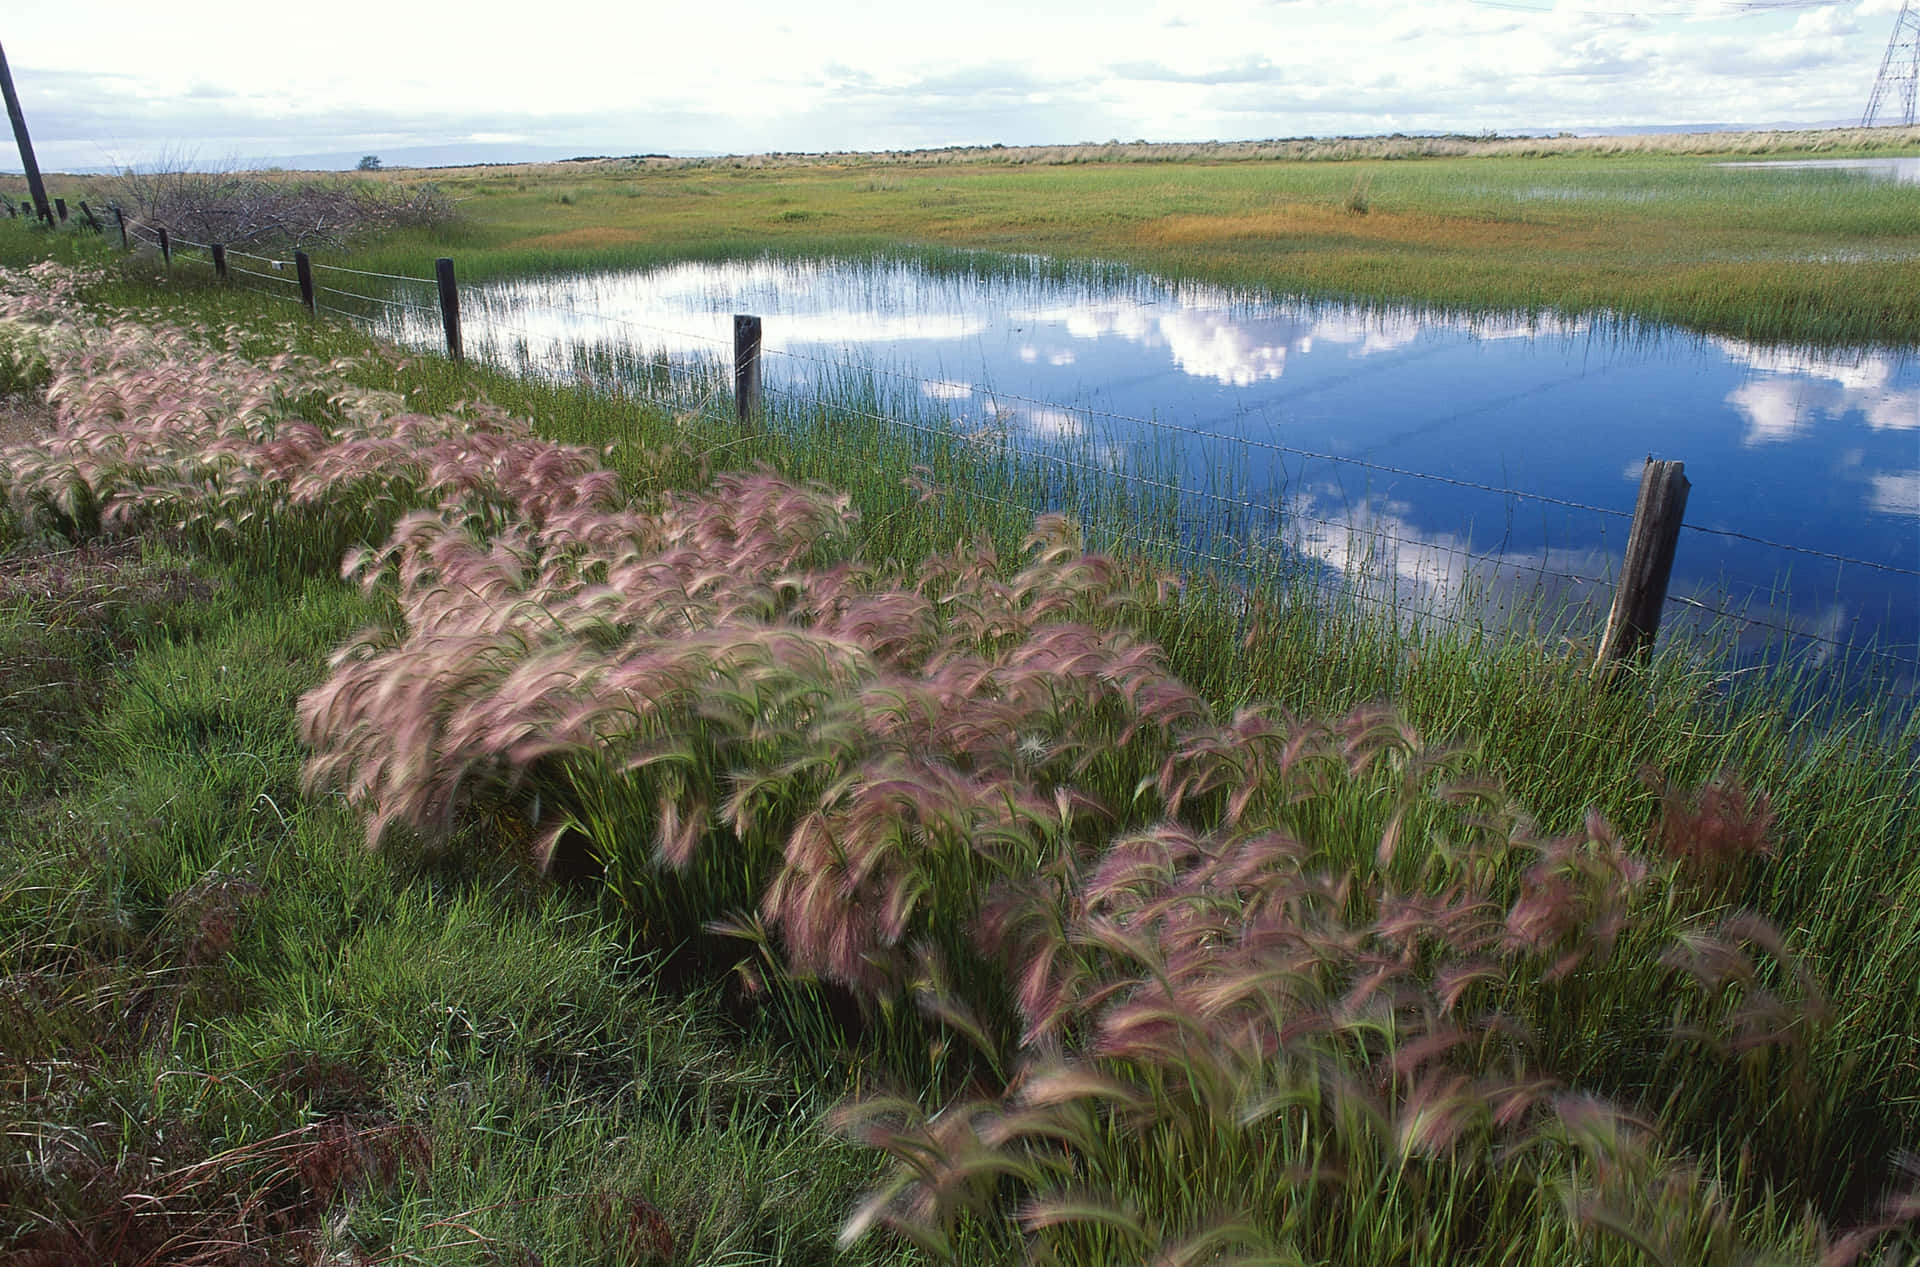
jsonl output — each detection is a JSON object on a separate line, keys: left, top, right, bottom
{"left": 3, "top": 258, "right": 1916, "bottom": 1264}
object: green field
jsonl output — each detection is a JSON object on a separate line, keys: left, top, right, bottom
{"left": 3, "top": 209, "right": 1919, "bottom": 1265}
{"left": 307, "top": 133, "right": 1920, "bottom": 347}
{"left": 16, "top": 129, "right": 1920, "bottom": 346}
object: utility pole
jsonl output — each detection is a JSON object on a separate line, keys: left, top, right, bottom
{"left": 1863, "top": 1, "right": 1920, "bottom": 128}
{"left": 0, "top": 41, "right": 53, "bottom": 225}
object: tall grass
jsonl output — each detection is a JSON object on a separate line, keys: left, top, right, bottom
{"left": 0, "top": 259, "right": 897, "bottom": 1266}
{"left": 7, "top": 250, "right": 1918, "bottom": 1262}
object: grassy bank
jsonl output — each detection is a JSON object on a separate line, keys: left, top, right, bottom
{"left": 4, "top": 228, "right": 1919, "bottom": 1263}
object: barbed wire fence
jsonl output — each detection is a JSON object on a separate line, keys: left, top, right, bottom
{"left": 20, "top": 203, "right": 1920, "bottom": 681}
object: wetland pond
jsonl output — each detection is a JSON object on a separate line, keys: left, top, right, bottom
{"left": 376, "top": 256, "right": 1919, "bottom": 688}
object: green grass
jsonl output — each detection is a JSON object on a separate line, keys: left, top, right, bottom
{"left": 5, "top": 218, "right": 1919, "bottom": 1264}
{"left": 15, "top": 129, "right": 1920, "bottom": 344}
{"left": 0, "top": 542, "right": 898, "bottom": 1265}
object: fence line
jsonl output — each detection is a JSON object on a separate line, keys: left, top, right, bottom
{"left": 235, "top": 283, "right": 309, "bottom": 308}
{"left": 17, "top": 204, "right": 1912, "bottom": 675}
{"left": 760, "top": 341, "right": 1647, "bottom": 524}
{"left": 488, "top": 291, "right": 737, "bottom": 351}
{"left": 762, "top": 378, "right": 1625, "bottom": 593}
{"left": 231, "top": 264, "right": 299, "bottom": 288}
{"left": 309, "top": 259, "right": 438, "bottom": 287}
{"left": 1662, "top": 591, "right": 1920, "bottom": 670}
{"left": 1676, "top": 523, "right": 1920, "bottom": 579}
{"left": 315, "top": 283, "right": 437, "bottom": 316}
{"left": 226, "top": 247, "right": 293, "bottom": 268}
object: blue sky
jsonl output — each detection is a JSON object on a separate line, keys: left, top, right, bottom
{"left": 3, "top": 0, "right": 1906, "bottom": 170}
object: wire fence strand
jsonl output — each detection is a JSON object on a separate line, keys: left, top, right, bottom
{"left": 315, "top": 284, "right": 440, "bottom": 316}
{"left": 1662, "top": 591, "right": 1920, "bottom": 670}
{"left": 232, "top": 282, "right": 307, "bottom": 309}
{"left": 309, "top": 260, "right": 438, "bottom": 287}
{"left": 230, "top": 264, "right": 299, "bottom": 288}
{"left": 1677, "top": 524, "right": 1920, "bottom": 579}
{"left": 226, "top": 248, "right": 293, "bottom": 268}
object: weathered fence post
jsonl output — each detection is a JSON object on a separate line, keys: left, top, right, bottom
{"left": 294, "top": 250, "right": 315, "bottom": 312}
{"left": 157, "top": 226, "right": 171, "bottom": 269}
{"left": 113, "top": 205, "right": 127, "bottom": 248}
{"left": 434, "top": 257, "right": 463, "bottom": 362}
{"left": 0, "top": 41, "right": 54, "bottom": 226}
{"left": 77, "top": 200, "right": 101, "bottom": 233}
{"left": 211, "top": 243, "right": 227, "bottom": 282}
{"left": 53, "top": 196, "right": 64, "bottom": 222}
{"left": 1594, "top": 458, "right": 1690, "bottom": 675}
{"left": 733, "top": 314, "right": 762, "bottom": 422}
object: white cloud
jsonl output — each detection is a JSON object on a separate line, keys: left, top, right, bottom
{"left": 1725, "top": 379, "right": 1811, "bottom": 445}
{"left": 2, "top": 0, "right": 1894, "bottom": 167}
{"left": 1023, "top": 406, "right": 1087, "bottom": 440}
{"left": 1869, "top": 470, "right": 1920, "bottom": 517}
{"left": 1278, "top": 485, "right": 1615, "bottom": 631}
{"left": 1715, "top": 339, "right": 1920, "bottom": 446}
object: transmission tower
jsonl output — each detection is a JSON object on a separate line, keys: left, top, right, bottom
{"left": 1863, "top": 1, "right": 1920, "bottom": 128}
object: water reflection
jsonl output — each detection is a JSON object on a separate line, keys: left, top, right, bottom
{"left": 1719, "top": 157, "right": 1920, "bottom": 184}
{"left": 1713, "top": 339, "right": 1920, "bottom": 446}
{"left": 379, "top": 255, "right": 1920, "bottom": 679}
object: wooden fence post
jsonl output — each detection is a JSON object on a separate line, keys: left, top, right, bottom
{"left": 77, "top": 200, "right": 101, "bottom": 233}
{"left": 733, "top": 314, "right": 762, "bottom": 422}
{"left": 0, "top": 41, "right": 54, "bottom": 226}
{"left": 114, "top": 205, "right": 127, "bottom": 248}
{"left": 434, "top": 257, "right": 463, "bottom": 362}
{"left": 295, "top": 250, "right": 315, "bottom": 312}
{"left": 211, "top": 243, "right": 227, "bottom": 282}
{"left": 1594, "top": 458, "right": 1690, "bottom": 675}
{"left": 157, "top": 226, "right": 171, "bottom": 269}
{"left": 53, "top": 196, "right": 64, "bottom": 222}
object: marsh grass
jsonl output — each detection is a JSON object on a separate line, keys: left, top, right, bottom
{"left": 305, "top": 142, "right": 1920, "bottom": 346}
{"left": 6, "top": 248, "right": 1919, "bottom": 1263}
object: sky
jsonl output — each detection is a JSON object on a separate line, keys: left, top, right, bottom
{"left": 2, "top": 0, "right": 1910, "bottom": 171}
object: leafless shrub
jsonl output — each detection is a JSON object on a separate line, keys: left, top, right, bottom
{"left": 115, "top": 163, "right": 454, "bottom": 251}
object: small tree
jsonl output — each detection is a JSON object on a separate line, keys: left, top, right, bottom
{"left": 356, "top": 155, "right": 382, "bottom": 172}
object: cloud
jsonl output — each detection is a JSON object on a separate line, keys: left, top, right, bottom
{"left": 1109, "top": 58, "right": 1288, "bottom": 86}
{"left": 1725, "top": 380, "right": 1810, "bottom": 445}
{"left": 1715, "top": 341, "right": 1920, "bottom": 445}
{"left": 1023, "top": 406, "right": 1086, "bottom": 441}
{"left": 1278, "top": 485, "right": 1615, "bottom": 632}
{"left": 1792, "top": 5, "right": 1860, "bottom": 38}
{"left": 1869, "top": 470, "right": 1920, "bottom": 517}
{"left": 2, "top": 0, "right": 1895, "bottom": 168}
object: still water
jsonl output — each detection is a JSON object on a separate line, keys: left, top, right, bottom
{"left": 1718, "top": 156, "right": 1920, "bottom": 184}
{"left": 377, "top": 257, "right": 1919, "bottom": 684}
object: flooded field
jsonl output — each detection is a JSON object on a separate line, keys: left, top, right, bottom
{"left": 1718, "top": 156, "right": 1920, "bottom": 183}
{"left": 372, "top": 256, "right": 1919, "bottom": 684}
